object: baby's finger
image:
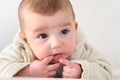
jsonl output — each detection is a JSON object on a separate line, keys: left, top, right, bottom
{"left": 63, "top": 66, "right": 71, "bottom": 73}
{"left": 60, "top": 59, "right": 70, "bottom": 65}
{"left": 62, "top": 71, "right": 71, "bottom": 78}
{"left": 41, "top": 56, "right": 53, "bottom": 64}
{"left": 47, "top": 71, "right": 56, "bottom": 77}
{"left": 48, "top": 63, "right": 60, "bottom": 71}
{"left": 60, "top": 59, "right": 73, "bottom": 68}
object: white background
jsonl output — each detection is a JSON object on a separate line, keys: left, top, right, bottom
{"left": 0, "top": 0, "right": 120, "bottom": 79}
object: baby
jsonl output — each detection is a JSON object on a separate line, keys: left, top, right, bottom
{"left": 0, "top": 0, "right": 112, "bottom": 79}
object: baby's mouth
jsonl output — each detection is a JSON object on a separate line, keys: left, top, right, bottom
{"left": 50, "top": 53, "right": 62, "bottom": 64}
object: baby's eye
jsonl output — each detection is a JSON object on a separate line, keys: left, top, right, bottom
{"left": 61, "top": 29, "right": 70, "bottom": 35}
{"left": 38, "top": 33, "right": 48, "bottom": 39}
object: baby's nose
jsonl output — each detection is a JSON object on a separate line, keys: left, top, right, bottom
{"left": 50, "top": 36, "right": 62, "bottom": 49}
{"left": 51, "top": 39, "right": 62, "bottom": 49}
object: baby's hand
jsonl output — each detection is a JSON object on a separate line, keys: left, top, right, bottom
{"left": 60, "top": 59, "right": 83, "bottom": 78}
{"left": 29, "top": 56, "right": 60, "bottom": 77}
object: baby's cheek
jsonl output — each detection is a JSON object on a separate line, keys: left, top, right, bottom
{"left": 66, "top": 42, "right": 76, "bottom": 55}
{"left": 33, "top": 50, "right": 46, "bottom": 60}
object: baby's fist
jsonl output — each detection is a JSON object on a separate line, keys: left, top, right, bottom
{"left": 60, "top": 59, "right": 83, "bottom": 78}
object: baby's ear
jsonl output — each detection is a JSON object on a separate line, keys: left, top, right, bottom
{"left": 75, "top": 22, "right": 78, "bottom": 30}
{"left": 19, "top": 32, "right": 27, "bottom": 42}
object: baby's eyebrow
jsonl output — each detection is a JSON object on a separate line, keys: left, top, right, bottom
{"left": 33, "top": 26, "right": 47, "bottom": 33}
{"left": 58, "top": 23, "right": 71, "bottom": 27}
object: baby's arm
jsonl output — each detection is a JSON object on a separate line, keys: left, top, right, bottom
{"left": 0, "top": 48, "right": 60, "bottom": 77}
{"left": 15, "top": 56, "right": 60, "bottom": 77}
{"left": 72, "top": 43, "right": 112, "bottom": 79}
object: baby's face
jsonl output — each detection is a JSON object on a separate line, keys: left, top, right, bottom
{"left": 21, "top": 9, "right": 77, "bottom": 63}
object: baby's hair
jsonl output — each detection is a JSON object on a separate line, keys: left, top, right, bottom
{"left": 18, "top": 0, "right": 75, "bottom": 32}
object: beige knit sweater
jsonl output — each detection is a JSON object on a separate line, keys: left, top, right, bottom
{"left": 0, "top": 30, "right": 112, "bottom": 79}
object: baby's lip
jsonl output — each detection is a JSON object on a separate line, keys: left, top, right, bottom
{"left": 53, "top": 53, "right": 62, "bottom": 61}
{"left": 50, "top": 53, "right": 62, "bottom": 64}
